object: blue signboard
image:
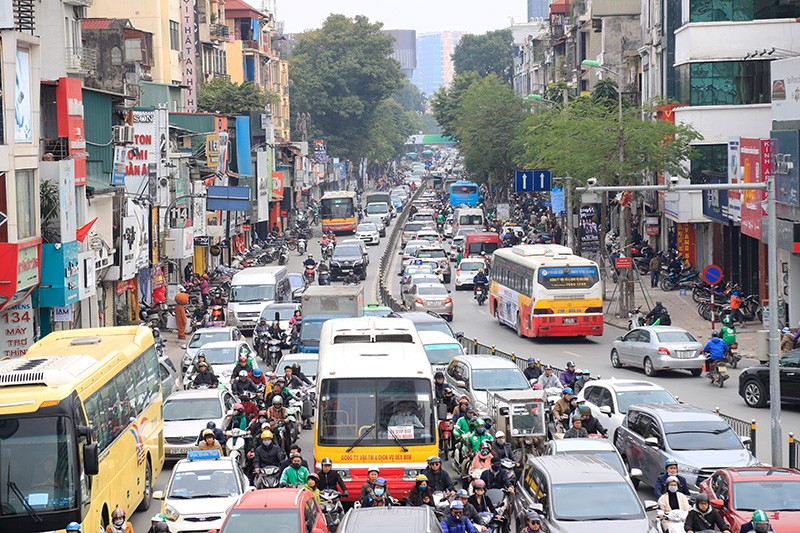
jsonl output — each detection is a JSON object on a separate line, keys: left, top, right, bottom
{"left": 235, "top": 117, "right": 252, "bottom": 177}
{"left": 206, "top": 186, "right": 251, "bottom": 211}
{"left": 514, "top": 170, "right": 551, "bottom": 192}
{"left": 702, "top": 175, "right": 729, "bottom": 223}
{"left": 550, "top": 187, "right": 565, "bottom": 214}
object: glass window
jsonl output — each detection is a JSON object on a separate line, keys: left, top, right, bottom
{"left": 196, "top": 346, "right": 238, "bottom": 365}
{"left": 15, "top": 170, "right": 35, "bottom": 239}
{"left": 690, "top": 0, "right": 800, "bottom": 21}
{"left": 470, "top": 368, "right": 530, "bottom": 391}
{"left": 732, "top": 480, "right": 800, "bottom": 511}
{"left": 679, "top": 61, "right": 770, "bottom": 106}
{"left": 125, "top": 38, "right": 142, "bottom": 62}
{"left": 188, "top": 330, "right": 231, "bottom": 348}
{"left": 424, "top": 343, "right": 464, "bottom": 365}
{"left": 144, "top": 346, "right": 160, "bottom": 403}
{"left": 164, "top": 397, "right": 223, "bottom": 421}
{"left": 110, "top": 46, "right": 122, "bottom": 66}
{"left": 639, "top": 330, "right": 651, "bottom": 343}
{"left": 622, "top": 330, "right": 641, "bottom": 342}
{"left": 690, "top": 144, "right": 727, "bottom": 184}
{"left": 229, "top": 284, "right": 276, "bottom": 303}
{"left": 168, "top": 468, "right": 240, "bottom": 498}
{"left": 537, "top": 266, "right": 600, "bottom": 290}
{"left": 615, "top": 389, "right": 676, "bottom": 413}
{"left": 169, "top": 20, "right": 180, "bottom": 51}
{"left": 552, "top": 482, "right": 643, "bottom": 520}
{"left": 220, "top": 509, "right": 300, "bottom": 532}
{"left": 656, "top": 331, "right": 698, "bottom": 342}
{"left": 664, "top": 421, "right": 744, "bottom": 450}
{"left": 321, "top": 197, "right": 354, "bottom": 218}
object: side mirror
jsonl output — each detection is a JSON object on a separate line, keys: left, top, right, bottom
{"left": 181, "top": 344, "right": 187, "bottom": 350}
{"left": 529, "top": 502, "right": 544, "bottom": 513}
{"left": 599, "top": 406, "right": 612, "bottom": 416}
{"left": 629, "top": 468, "right": 643, "bottom": 479}
{"left": 616, "top": 336, "right": 623, "bottom": 341}
{"left": 83, "top": 442, "right": 99, "bottom": 476}
{"left": 447, "top": 290, "right": 452, "bottom": 293}
{"left": 644, "top": 437, "right": 660, "bottom": 447}
{"left": 437, "top": 402, "right": 449, "bottom": 421}
{"left": 397, "top": 272, "right": 403, "bottom": 277}
{"left": 499, "top": 407, "right": 509, "bottom": 416}
{"left": 644, "top": 500, "right": 659, "bottom": 511}
{"left": 710, "top": 498, "right": 725, "bottom": 508}
{"left": 456, "top": 380, "right": 467, "bottom": 388}
{"left": 153, "top": 490, "right": 164, "bottom": 499}
{"left": 740, "top": 435, "right": 752, "bottom": 446}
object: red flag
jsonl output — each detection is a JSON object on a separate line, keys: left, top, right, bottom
{"left": 76, "top": 217, "right": 98, "bottom": 242}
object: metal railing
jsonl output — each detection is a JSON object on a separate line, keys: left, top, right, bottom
{"left": 790, "top": 433, "right": 799, "bottom": 469}
{"left": 65, "top": 47, "right": 97, "bottom": 74}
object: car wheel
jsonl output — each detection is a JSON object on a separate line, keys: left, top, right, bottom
{"left": 610, "top": 349, "right": 622, "bottom": 368}
{"left": 444, "top": 275, "right": 451, "bottom": 283}
{"left": 690, "top": 368, "right": 702, "bottom": 377}
{"left": 622, "top": 457, "right": 640, "bottom": 489}
{"left": 643, "top": 357, "right": 657, "bottom": 377}
{"left": 516, "top": 314, "right": 524, "bottom": 337}
{"left": 743, "top": 380, "right": 767, "bottom": 408}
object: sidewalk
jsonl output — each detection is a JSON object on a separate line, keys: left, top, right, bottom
{"left": 603, "top": 278, "right": 762, "bottom": 361}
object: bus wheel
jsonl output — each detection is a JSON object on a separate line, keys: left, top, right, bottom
{"left": 516, "top": 315, "right": 524, "bottom": 337}
{"left": 136, "top": 459, "right": 153, "bottom": 511}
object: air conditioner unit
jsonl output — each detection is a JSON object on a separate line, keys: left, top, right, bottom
{"left": 74, "top": 6, "right": 87, "bottom": 19}
{"left": 113, "top": 125, "right": 135, "bottom": 144}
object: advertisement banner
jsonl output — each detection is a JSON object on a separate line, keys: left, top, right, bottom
{"left": 550, "top": 187, "right": 565, "bottom": 215}
{"left": 677, "top": 223, "right": 696, "bottom": 266}
{"left": 256, "top": 152, "right": 271, "bottom": 222}
{"left": 727, "top": 138, "right": 741, "bottom": 222}
{"left": 771, "top": 57, "right": 800, "bottom": 122}
{"left": 772, "top": 129, "right": 800, "bottom": 207}
{"left": 271, "top": 172, "right": 284, "bottom": 201}
{"left": 56, "top": 77, "right": 87, "bottom": 185}
{"left": 112, "top": 145, "right": 127, "bottom": 186}
{"left": 740, "top": 138, "right": 761, "bottom": 240}
{"left": 125, "top": 109, "right": 158, "bottom": 197}
{"left": 0, "top": 297, "right": 34, "bottom": 358}
{"left": 206, "top": 134, "right": 220, "bottom": 168}
{"left": 180, "top": 0, "right": 198, "bottom": 112}
{"left": 702, "top": 175, "right": 730, "bottom": 223}
{"left": 14, "top": 48, "right": 32, "bottom": 143}
{"left": 578, "top": 205, "right": 600, "bottom": 253}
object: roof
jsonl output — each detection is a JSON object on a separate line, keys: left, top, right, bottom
{"left": 724, "top": 467, "right": 800, "bottom": 480}
{"left": 636, "top": 326, "right": 692, "bottom": 333}
{"left": 585, "top": 378, "right": 667, "bottom": 391}
{"left": 455, "top": 354, "right": 522, "bottom": 370}
{"left": 550, "top": 0, "right": 570, "bottom": 14}
{"left": 632, "top": 403, "right": 720, "bottom": 423}
{"left": 551, "top": 437, "right": 617, "bottom": 454}
{"left": 231, "top": 487, "right": 309, "bottom": 509}
{"left": 418, "top": 330, "right": 462, "bottom": 345}
{"left": 391, "top": 311, "right": 449, "bottom": 324}
{"left": 165, "top": 388, "right": 227, "bottom": 401}
{"left": 81, "top": 18, "right": 121, "bottom": 30}
{"left": 530, "top": 455, "right": 626, "bottom": 483}
{"left": 341, "top": 506, "right": 436, "bottom": 533}
{"left": 224, "top": 0, "right": 263, "bottom": 18}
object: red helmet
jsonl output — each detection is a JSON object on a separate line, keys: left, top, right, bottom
{"left": 257, "top": 410, "right": 268, "bottom": 418}
{"left": 239, "top": 354, "right": 247, "bottom": 362}
{"left": 233, "top": 403, "right": 244, "bottom": 411}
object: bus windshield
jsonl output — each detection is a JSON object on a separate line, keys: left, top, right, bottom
{"left": 459, "top": 215, "right": 483, "bottom": 225}
{"left": 322, "top": 198, "right": 354, "bottom": 218}
{"left": 452, "top": 185, "right": 477, "bottom": 195}
{"left": 319, "top": 378, "right": 435, "bottom": 446}
{"left": 468, "top": 242, "right": 499, "bottom": 255}
{"left": 537, "top": 266, "right": 600, "bottom": 289}
{"left": 229, "top": 284, "right": 275, "bottom": 303}
{"left": 0, "top": 416, "right": 77, "bottom": 515}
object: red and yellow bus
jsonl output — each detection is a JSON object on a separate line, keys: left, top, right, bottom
{"left": 0, "top": 326, "right": 164, "bottom": 532}
{"left": 489, "top": 245, "right": 603, "bottom": 337}
{"left": 321, "top": 190, "right": 358, "bottom": 234}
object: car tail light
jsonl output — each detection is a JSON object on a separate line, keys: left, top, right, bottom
{"left": 533, "top": 308, "right": 554, "bottom": 315}
{"left": 456, "top": 269, "right": 461, "bottom": 276}
{"left": 444, "top": 298, "right": 452, "bottom": 305}
{"left": 658, "top": 347, "right": 671, "bottom": 356}
{"left": 415, "top": 298, "right": 425, "bottom": 305}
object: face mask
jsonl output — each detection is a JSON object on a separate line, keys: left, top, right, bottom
{"left": 480, "top": 449, "right": 489, "bottom": 456}
{"left": 476, "top": 427, "right": 485, "bottom": 434}
{"left": 497, "top": 438, "right": 505, "bottom": 445}
{"left": 491, "top": 465, "right": 500, "bottom": 472}
{"left": 374, "top": 488, "right": 385, "bottom": 496}
{"left": 292, "top": 463, "right": 301, "bottom": 469}
{"left": 262, "top": 440, "right": 272, "bottom": 447}
{"left": 420, "top": 484, "right": 428, "bottom": 491}
{"left": 259, "top": 417, "right": 267, "bottom": 424}
{"left": 113, "top": 520, "right": 124, "bottom": 527}
{"left": 668, "top": 485, "right": 678, "bottom": 493}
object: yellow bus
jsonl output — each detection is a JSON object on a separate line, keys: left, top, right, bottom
{"left": 489, "top": 244, "right": 604, "bottom": 337}
{"left": 314, "top": 317, "right": 437, "bottom": 501}
{"left": 321, "top": 190, "right": 358, "bottom": 234}
{"left": 0, "top": 326, "right": 164, "bottom": 532}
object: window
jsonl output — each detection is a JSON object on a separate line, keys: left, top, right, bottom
{"left": 690, "top": 144, "right": 727, "bottom": 184}
{"left": 638, "top": 330, "right": 651, "bottom": 343}
{"left": 125, "top": 37, "right": 142, "bottom": 62}
{"left": 622, "top": 330, "right": 640, "bottom": 342}
{"left": 689, "top": 0, "right": 800, "bottom": 22}
{"left": 169, "top": 20, "right": 180, "bottom": 51}
{"left": 15, "top": 170, "right": 35, "bottom": 239}
{"left": 678, "top": 61, "right": 771, "bottom": 106}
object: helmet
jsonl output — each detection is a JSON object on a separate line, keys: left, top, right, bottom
{"left": 456, "top": 489, "right": 469, "bottom": 498}
{"left": 427, "top": 456, "right": 442, "bottom": 465}
{"left": 261, "top": 430, "right": 274, "bottom": 439}
{"left": 198, "top": 362, "right": 208, "bottom": 368}
{"left": 495, "top": 430, "right": 505, "bottom": 438}
{"left": 450, "top": 500, "right": 464, "bottom": 510}
{"left": 206, "top": 421, "right": 216, "bottom": 429}
{"left": 526, "top": 511, "right": 542, "bottom": 522}
{"left": 112, "top": 507, "right": 126, "bottom": 520}
{"left": 66, "top": 523, "right": 81, "bottom": 532}
{"left": 566, "top": 360, "right": 575, "bottom": 368}
{"left": 478, "top": 268, "right": 485, "bottom": 274}
{"left": 290, "top": 452, "right": 302, "bottom": 460}
{"left": 527, "top": 357, "right": 536, "bottom": 364}
{"left": 472, "top": 479, "right": 486, "bottom": 489}
{"left": 307, "top": 473, "right": 319, "bottom": 482}
{"left": 152, "top": 327, "right": 160, "bottom": 336}
{"left": 239, "top": 370, "right": 248, "bottom": 378}
{"left": 368, "top": 466, "right": 381, "bottom": 473}
{"left": 466, "top": 405, "right": 477, "bottom": 414}
{"left": 563, "top": 387, "right": 574, "bottom": 395}
{"left": 375, "top": 477, "right": 387, "bottom": 487}
{"left": 443, "top": 387, "right": 454, "bottom": 395}
{"left": 783, "top": 327, "right": 791, "bottom": 334}
{"left": 474, "top": 418, "right": 486, "bottom": 427}
{"left": 434, "top": 371, "right": 444, "bottom": 380}
{"left": 252, "top": 368, "right": 262, "bottom": 378}
{"left": 722, "top": 316, "right": 731, "bottom": 325}
{"left": 415, "top": 474, "right": 428, "bottom": 481}
{"left": 578, "top": 406, "right": 591, "bottom": 417}
{"left": 153, "top": 523, "right": 169, "bottom": 533}
{"left": 711, "top": 330, "right": 719, "bottom": 338}
{"left": 655, "top": 301, "right": 662, "bottom": 307}
{"left": 480, "top": 440, "right": 492, "bottom": 450}
{"left": 272, "top": 395, "right": 284, "bottom": 405}
{"left": 696, "top": 493, "right": 710, "bottom": 503}
{"left": 308, "top": 254, "right": 313, "bottom": 259}
{"left": 666, "top": 476, "right": 679, "bottom": 485}
{"left": 233, "top": 403, "right": 245, "bottom": 412}
{"left": 664, "top": 459, "right": 678, "bottom": 468}
{"left": 752, "top": 510, "right": 770, "bottom": 532}
{"left": 202, "top": 429, "right": 215, "bottom": 438}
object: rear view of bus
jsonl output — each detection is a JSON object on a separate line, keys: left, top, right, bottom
{"left": 449, "top": 180, "right": 479, "bottom": 207}
{"left": 314, "top": 318, "right": 437, "bottom": 501}
{"left": 321, "top": 191, "right": 358, "bottom": 234}
{"left": 0, "top": 326, "right": 164, "bottom": 533}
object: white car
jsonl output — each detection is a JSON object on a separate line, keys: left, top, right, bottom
{"left": 180, "top": 326, "right": 243, "bottom": 374}
{"left": 454, "top": 258, "right": 487, "bottom": 290}
{"left": 416, "top": 229, "right": 442, "bottom": 244}
{"left": 183, "top": 340, "right": 255, "bottom": 388}
{"left": 154, "top": 451, "right": 251, "bottom": 532}
{"left": 419, "top": 330, "right": 465, "bottom": 374}
{"left": 276, "top": 352, "right": 319, "bottom": 382}
{"left": 542, "top": 437, "right": 643, "bottom": 486}
{"left": 576, "top": 378, "right": 679, "bottom": 439}
{"left": 356, "top": 222, "right": 381, "bottom": 245}
{"left": 163, "top": 389, "right": 236, "bottom": 458}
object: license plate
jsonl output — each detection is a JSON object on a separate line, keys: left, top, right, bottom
{"left": 169, "top": 448, "right": 190, "bottom": 455}
{"left": 563, "top": 318, "right": 577, "bottom": 324}
{"left": 717, "top": 366, "right": 726, "bottom": 372}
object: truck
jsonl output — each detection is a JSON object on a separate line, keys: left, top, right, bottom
{"left": 364, "top": 192, "right": 395, "bottom": 219}
{"left": 297, "top": 285, "right": 364, "bottom": 353}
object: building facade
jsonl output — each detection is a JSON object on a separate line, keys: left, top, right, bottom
{"left": 412, "top": 31, "right": 462, "bottom": 96}
{"left": 382, "top": 29, "right": 417, "bottom": 78}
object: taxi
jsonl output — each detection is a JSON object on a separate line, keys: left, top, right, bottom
{"left": 153, "top": 450, "right": 252, "bottom": 533}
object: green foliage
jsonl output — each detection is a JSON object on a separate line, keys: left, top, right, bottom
{"left": 420, "top": 113, "right": 442, "bottom": 135}
{"left": 391, "top": 77, "right": 427, "bottom": 114}
{"left": 288, "top": 14, "right": 403, "bottom": 161}
{"left": 452, "top": 29, "right": 514, "bottom": 83}
{"left": 40, "top": 179, "right": 60, "bottom": 244}
{"left": 197, "top": 77, "right": 274, "bottom": 114}
{"left": 429, "top": 71, "right": 482, "bottom": 138}
{"left": 515, "top": 100, "right": 702, "bottom": 185}
{"left": 452, "top": 75, "right": 525, "bottom": 188}
{"left": 365, "top": 99, "right": 421, "bottom": 164}
{"left": 591, "top": 78, "right": 620, "bottom": 112}
{"left": 544, "top": 81, "right": 572, "bottom": 105}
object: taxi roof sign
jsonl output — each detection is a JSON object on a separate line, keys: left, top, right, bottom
{"left": 187, "top": 449, "right": 221, "bottom": 461}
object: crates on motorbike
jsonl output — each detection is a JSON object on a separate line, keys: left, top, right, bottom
{"left": 487, "top": 389, "right": 548, "bottom": 455}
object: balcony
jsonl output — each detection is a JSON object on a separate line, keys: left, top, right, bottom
{"left": 64, "top": 0, "right": 93, "bottom": 6}
{"left": 241, "top": 39, "right": 259, "bottom": 52}
{"left": 40, "top": 137, "right": 69, "bottom": 161}
{"left": 211, "top": 23, "right": 230, "bottom": 40}
{"left": 65, "top": 47, "right": 97, "bottom": 75}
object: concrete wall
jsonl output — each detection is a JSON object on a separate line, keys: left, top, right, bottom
{"left": 675, "top": 104, "right": 772, "bottom": 143}
{"left": 675, "top": 20, "right": 800, "bottom": 64}
{"left": 599, "top": 15, "right": 641, "bottom": 90}
{"left": 225, "top": 41, "right": 244, "bottom": 83}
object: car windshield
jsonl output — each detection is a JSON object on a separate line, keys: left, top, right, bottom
{"left": 424, "top": 343, "right": 463, "bottom": 365}
{"left": 664, "top": 421, "right": 744, "bottom": 451}
{"left": 168, "top": 469, "right": 239, "bottom": 498}
{"left": 288, "top": 275, "right": 303, "bottom": 290}
{"left": 509, "top": 401, "right": 546, "bottom": 435}
{"left": 358, "top": 223, "right": 378, "bottom": 232}
{"left": 406, "top": 267, "right": 434, "bottom": 276}
{"left": 261, "top": 306, "right": 296, "bottom": 321}
{"left": 417, "top": 249, "right": 446, "bottom": 259}
{"left": 333, "top": 246, "right": 362, "bottom": 260}
{"left": 197, "top": 346, "right": 239, "bottom": 365}
{"left": 552, "top": 482, "right": 643, "bottom": 520}
{"left": 404, "top": 244, "right": 424, "bottom": 256}
{"left": 229, "top": 284, "right": 275, "bottom": 303}
{"left": 280, "top": 359, "right": 318, "bottom": 379}
{"left": 460, "top": 262, "right": 483, "bottom": 271}
{"left": 319, "top": 378, "right": 435, "bottom": 445}
{"left": 300, "top": 321, "right": 324, "bottom": 345}
{"left": 404, "top": 222, "right": 424, "bottom": 232}
{"left": 413, "top": 321, "right": 454, "bottom": 337}
{"left": 220, "top": 509, "right": 300, "bottom": 533}
{"left": 656, "top": 331, "right": 698, "bottom": 342}
{"left": 367, "top": 203, "right": 388, "bottom": 214}
{"left": 0, "top": 416, "right": 77, "bottom": 515}
{"left": 457, "top": 229, "right": 478, "bottom": 237}
{"left": 458, "top": 215, "right": 483, "bottom": 225}
{"left": 471, "top": 368, "right": 529, "bottom": 391}
{"left": 188, "top": 330, "right": 230, "bottom": 349}
{"left": 417, "top": 285, "right": 448, "bottom": 296}
{"left": 559, "top": 450, "right": 626, "bottom": 476}
{"left": 733, "top": 480, "right": 800, "bottom": 511}
{"left": 615, "top": 389, "right": 677, "bottom": 413}
{"left": 164, "top": 398, "right": 222, "bottom": 421}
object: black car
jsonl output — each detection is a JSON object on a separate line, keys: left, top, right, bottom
{"left": 389, "top": 311, "right": 456, "bottom": 338}
{"left": 329, "top": 243, "right": 366, "bottom": 281}
{"left": 739, "top": 348, "right": 800, "bottom": 407}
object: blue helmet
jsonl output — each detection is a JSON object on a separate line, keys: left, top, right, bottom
{"left": 665, "top": 458, "right": 678, "bottom": 468}
{"left": 252, "top": 368, "right": 262, "bottom": 378}
{"left": 375, "top": 477, "right": 387, "bottom": 486}
{"left": 527, "top": 357, "right": 536, "bottom": 364}
{"left": 563, "top": 387, "right": 574, "bottom": 395}
{"left": 66, "top": 523, "right": 81, "bottom": 532}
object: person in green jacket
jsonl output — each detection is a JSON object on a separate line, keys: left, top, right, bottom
{"left": 453, "top": 407, "right": 478, "bottom": 442}
{"left": 465, "top": 419, "right": 494, "bottom": 452}
{"left": 721, "top": 315, "right": 737, "bottom": 346}
{"left": 227, "top": 404, "right": 248, "bottom": 431}
{"left": 280, "top": 453, "right": 310, "bottom": 487}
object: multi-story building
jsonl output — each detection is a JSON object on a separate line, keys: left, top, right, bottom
{"left": 528, "top": 0, "right": 551, "bottom": 21}
{"left": 382, "top": 29, "right": 417, "bottom": 78}
{"left": 412, "top": 31, "right": 462, "bottom": 96}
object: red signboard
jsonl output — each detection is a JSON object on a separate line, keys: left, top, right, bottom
{"left": 56, "top": 77, "right": 87, "bottom": 186}
{"left": 676, "top": 223, "right": 696, "bottom": 267}
{"left": 615, "top": 257, "right": 632, "bottom": 269}
{"left": 740, "top": 137, "right": 762, "bottom": 240}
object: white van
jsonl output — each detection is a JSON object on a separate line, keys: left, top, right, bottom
{"left": 453, "top": 207, "right": 485, "bottom": 235}
{"left": 226, "top": 266, "right": 289, "bottom": 330}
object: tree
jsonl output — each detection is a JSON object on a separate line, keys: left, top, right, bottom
{"left": 591, "top": 78, "right": 620, "bottom": 112}
{"left": 391, "top": 76, "right": 426, "bottom": 114}
{"left": 452, "top": 29, "right": 514, "bottom": 83}
{"left": 452, "top": 74, "right": 525, "bottom": 196}
{"left": 365, "top": 99, "right": 421, "bottom": 164}
{"left": 197, "top": 77, "right": 274, "bottom": 114}
{"left": 288, "top": 14, "right": 403, "bottom": 161}
{"left": 429, "top": 71, "right": 481, "bottom": 138}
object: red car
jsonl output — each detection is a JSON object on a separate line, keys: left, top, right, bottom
{"left": 699, "top": 466, "right": 800, "bottom": 533}
{"left": 215, "top": 488, "right": 329, "bottom": 533}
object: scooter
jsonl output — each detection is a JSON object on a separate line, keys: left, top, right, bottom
{"left": 297, "top": 237, "right": 307, "bottom": 255}
{"left": 628, "top": 306, "right": 646, "bottom": 330}
{"left": 318, "top": 270, "right": 332, "bottom": 286}
{"left": 225, "top": 428, "right": 251, "bottom": 471}
{"left": 320, "top": 489, "right": 344, "bottom": 532}
{"left": 267, "top": 337, "right": 283, "bottom": 368}
{"left": 660, "top": 509, "right": 688, "bottom": 533}
{"left": 278, "top": 243, "right": 290, "bottom": 266}
{"left": 706, "top": 358, "right": 729, "bottom": 388}
{"left": 254, "top": 465, "right": 281, "bottom": 489}
{"left": 725, "top": 342, "right": 742, "bottom": 369}
{"left": 475, "top": 286, "right": 487, "bottom": 306}
{"left": 304, "top": 265, "right": 316, "bottom": 286}
{"left": 438, "top": 417, "right": 454, "bottom": 460}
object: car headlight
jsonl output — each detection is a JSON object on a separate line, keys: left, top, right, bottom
{"left": 474, "top": 400, "right": 488, "bottom": 413}
{"left": 354, "top": 259, "right": 363, "bottom": 265}
{"left": 163, "top": 504, "right": 180, "bottom": 521}
{"left": 330, "top": 261, "right": 340, "bottom": 267}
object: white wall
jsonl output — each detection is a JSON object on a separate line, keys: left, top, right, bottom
{"left": 674, "top": 104, "right": 771, "bottom": 144}
{"left": 675, "top": 19, "right": 800, "bottom": 64}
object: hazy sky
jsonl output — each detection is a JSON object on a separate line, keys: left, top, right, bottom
{"left": 267, "top": 0, "right": 528, "bottom": 35}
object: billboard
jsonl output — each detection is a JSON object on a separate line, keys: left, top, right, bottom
{"left": 739, "top": 138, "right": 761, "bottom": 240}
{"left": 727, "top": 138, "right": 741, "bottom": 222}
{"left": 771, "top": 57, "right": 800, "bottom": 122}
{"left": 772, "top": 129, "right": 800, "bottom": 207}
{"left": 14, "top": 48, "right": 33, "bottom": 143}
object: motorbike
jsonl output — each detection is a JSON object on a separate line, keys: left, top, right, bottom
{"left": 660, "top": 509, "right": 688, "bottom": 533}
{"left": 278, "top": 243, "right": 290, "bottom": 266}
{"left": 318, "top": 269, "right": 332, "bottom": 286}
{"left": 267, "top": 337, "right": 283, "bottom": 368}
{"left": 254, "top": 465, "right": 281, "bottom": 489}
{"left": 321, "top": 239, "right": 335, "bottom": 260}
{"left": 205, "top": 305, "right": 225, "bottom": 327}
{"left": 320, "top": 489, "right": 344, "bottom": 532}
{"left": 628, "top": 306, "right": 646, "bottom": 330}
{"left": 139, "top": 300, "right": 167, "bottom": 329}
{"left": 225, "top": 428, "right": 251, "bottom": 471}
{"left": 304, "top": 265, "right": 316, "bottom": 286}
{"left": 438, "top": 416, "right": 454, "bottom": 460}
{"left": 482, "top": 487, "right": 510, "bottom": 533}
{"left": 297, "top": 237, "right": 307, "bottom": 255}
{"left": 725, "top": 342, "right": 742, "bottom": 369}
{"left": 706, "top": 358, "right": 729, "bottom": 388}
{"left": 475, "top": 285, "right": 487, "bottom": 306}
{"left": 255, "top": 331, "right": 269, "bottom": 362}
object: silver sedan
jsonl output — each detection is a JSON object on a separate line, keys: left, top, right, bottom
{"left": 610, "top": 326, "right": 705, "bottom": 377}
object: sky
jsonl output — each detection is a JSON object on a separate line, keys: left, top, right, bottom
{"left": 265, "top": 0, "right": 529, "bottom": 35}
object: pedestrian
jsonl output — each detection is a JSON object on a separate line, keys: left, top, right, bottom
{"left": 649, "top": 254, "right": 661, "bottom": 288}
{"left": 198, "top": 274, "right": 210, "bottom": 306}
{"left": 174, "top": 290, "right": 189, "bottom": 340}
{"left": 781, "top": 327, "right": 795, "bottom": 353}
{"left": 729, "top": 291, "right": 743, "bottom": 325}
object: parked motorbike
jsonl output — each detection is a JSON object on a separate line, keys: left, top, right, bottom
{"left": 139, "top": 300, "right": 167, "bottom": 329}
{"left": 320, "top": 489, "right": 344, "bottom": 532}
{"left": 628, "top": 306, "right": 646, "bottom": 330}
{"left": 706, "top": 359, "right": 729, "bottom": 388}
{"left": 278, "top": 243, "right": 290, "bottom": 266}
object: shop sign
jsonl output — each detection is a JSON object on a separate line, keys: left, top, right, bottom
{"left": 53, "top": 306, "right": 72, "bottom": 322}
{"left": 116, "top": 279, "right": 136, "bottom": 296}
{"left": 0, "top": 297, "right": 34, "bottom": 358}
{"left": 181, "top": 0, "right": 198, "bottom": 112}
{"left": 78, "top": 251, "right": 97, "bottom": 300}
{"left": 740, "top": 138, "right": 762, "bottom": 240}
{"left": 271, "top": 172, "right": 284, "bottom": 201}
{"left": 676, "top": 223, "right": 696, "bottom": 266}
{"left": 193, "top": 235, "right": 210, "bottom": 247}
{"left": 727, "top": 138, "right": 742, "bottom": 222}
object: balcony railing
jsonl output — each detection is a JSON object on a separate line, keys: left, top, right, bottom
{"left": 65, "top": 47, "right": 98, "bottom": 74}
{"left": 13, "top": 0, "right": 36, "bottom": 34}
{"left": 211, "top": 24, "right": 230, "bottom": 39}
{"left": 241, "top": 39, "right": 259, "bottom": 51}
{"left": 40, "top": 137, "right": 69, "bottom": 161}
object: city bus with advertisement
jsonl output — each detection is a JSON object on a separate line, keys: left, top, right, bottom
{"left": 314, "top": 317, "right": 438, "bottom": 501}
{"left": 321, "top": 190, "right": 358, "bottom": 234}
{"left": 489, "top": 244, "right": 603, "bottom": 337}
{"left": 449, "top": 180, "right": 479, "bottom": 207}
{"left": 0, "top": 326, "right": 165, "bottom": 533}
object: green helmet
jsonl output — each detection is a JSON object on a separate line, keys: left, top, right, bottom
{"left": 752, "top": 510, "right": 770, "bottom": 532}
{"left": 722, "top": 316, "right": 731, "bottom": 325}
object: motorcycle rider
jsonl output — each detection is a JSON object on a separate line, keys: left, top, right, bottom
{"left": 106, "top": 507, "right": 134, "bottom": 533}
{"left": 279, "top": 445, "right": 310, "bottom": 471}
{"left": 254, "top": 319, "right": 269, "bottom": 352}
{"left": 468, "top": 480, "right": 497, "bottom": 517}
{"left": 440, "top": 501, "right": 477, "bottom": 533}
{"left": 196, "top": 421, "right": 226, "bottom": 447}
{"left": 479, "top": 457, "right": 514, "bottom": 493}
{"left": 573, "top": 369, "right": 588, "bottom": 394}
{"left": 361, "top": 477, "right": 391, "bottom": 508}
{"left": 407, "top": 474, "right": 433, "bottom": 507}
{"left": 536, "top": 365, "right": 560, "bottom": 389}
{"left": 421, "top": 456, "right": 456, "bottom": 495}
{"left": 523, "top": 357, "right": 542, "bottom": 381}
{"left": 654, "top": 459, "right": 691, "bottom": 498}
{"left": 564, "top": 416, "right": 588, "bottom": 439}
{"left": 267, "top": 320, "right": 284, "bottom": 342}
{"left": 283, "top": 365, "right": 311, "bottom": 388}
{"left": 646, "top": 301, "right": 672, "bottom": 326}
{"left": 521, "top": 512, "right": 543, "bottom": 533}
{"left": 231, "top": 354, "right": 253, "bottom": 380}
{"left": 317, "top": 261, "right": 331, "bottom": 284}
{"left": 343, "top": 270, "right": 360, "bottom": 285}
{"left": 441, "top": 387, "right": 458, "bottom": 413}
{"left": 703, "top": 331, "right": 728, "bottom": 374}
{"left": 198, "top": 429, "right": 224, "bottom": 453}
{"left": 454, "top": 407, "right": 478, "bottom": 442}
{"left": 781, "top": 326, "right": 795, "bottom": 353}
{"left": 552, "top": 388, "right": 574, "bottom": 429}
{"left": 267, "top": 395, "right": 288, "bottom": 423}
{"left": 739, "top": 510, "right": 773, "bottom": 533}
{"left": 359, "top": 466, "right": 382, "bottom": 503}
{"left": 192, "top": 362, "right": 219, "bottom": 388}
{"left": 721, "top": 315, "right": 737, "bottom": 348}
{"left": 248, "top": 367, "right": 267, "bottom": 388}
{"left": 466, "top": 419, "right": 494, "bottom": 452}
{"left": 472, "top": 269, "right": 489, "bottom": 299}
{"left": 684, "top": 493, "right": 731, "bottom": 533}
{"left": 302, "top": 473, "right": 321, "bottom": 503}
{"left": 577, "top": 406, "right": 607, "bottom": 437}
{"left": 470, "top": 440, "right": 494, "bottom": 472}
{"left": 491, "top": 431, "right": 513, "bottom": 461}
{"left": 232, "top": 370, "right": 258, "bottom": 397}
{"left": 434, "top": 371, "right": 446, "bottom": 400}
{"left": 279, "top": 452, "right": 310, "bottom": 487}
{"left": 317, "top": 457, "right": 348, "bottom": 496}
{"left": 303, "top": 254, "right": 317, "bottom": 269}
{"left": 451, "top": 398, "right": 471, "bottom": 426}
{"left": 192, "top": 353, "right": 214, "bottom": 375}
{"left": 227, "top": 403, "right": 248, "bottom": 431}
{"left": 559, "top": 361, "right": 577, "bottom": 388}
{"left": 656, "top": 475, "right": 691, "bottom": 525}
{"left": 455, "top": 490, "right": 485, "bottom": 532}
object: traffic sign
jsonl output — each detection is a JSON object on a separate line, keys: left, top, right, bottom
{"left": 702, "top": 264, "right": 723, "bottom": 285}
{"left": 615, "top": 257, "right": 632, "bottom": 269}
{"left": 514, "top": 169, "right": 551, "bottom": 193}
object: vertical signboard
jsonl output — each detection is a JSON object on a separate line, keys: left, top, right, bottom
{"left": 59, "top": 161, "right": 78, "bottom": 240}
{"left": 156, "top": 107, "right": 170, "bottom": 179}
{"left": 206, "top": 134, "right": 220, "bottom": 168}
{"left": 124, "top": 109, "right": 157, "bottom": 197}
{"left": 0, "top": 296, "right": 34, "bottom": 358}
{"left": 256, "top": 151, "right": 271, "bottom": 222}
{"left": 740, "top": 138, "right": 762, "bottom": 239}
{"left": 181, "top": 0, "right": 198, "bottom": 112}
{"left": 15, "top": 48, "right": 32, "bottom": 143}
{"left": 56, "top": 78, "right": 87, "bottom": 186}
{"left": 727, "top": 138, "right": 741, "bottom": 222}
{"left": 271, "top": 172, "right": 284, "bottom": 201}
{"left": 111, "top": 145, "right": 127, "bottom": 186}
{"left": 677, "top": 223, "right": 696, "bottom": 266}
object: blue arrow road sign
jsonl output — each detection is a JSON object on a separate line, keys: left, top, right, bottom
{"left": 514, "top": 170, "right": 551, "bottom": 193}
